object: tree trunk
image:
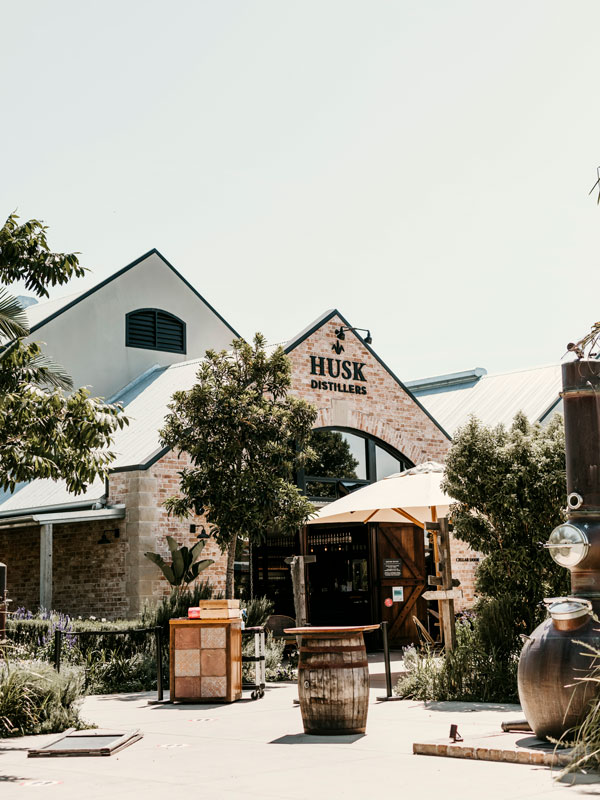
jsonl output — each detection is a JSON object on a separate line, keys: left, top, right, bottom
{"left": 225, "top": 532, "right": 238, "bottom": 599}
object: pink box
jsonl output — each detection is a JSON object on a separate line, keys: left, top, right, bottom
{"left": 187, "top": 607, "right": 201, "bottom": 619}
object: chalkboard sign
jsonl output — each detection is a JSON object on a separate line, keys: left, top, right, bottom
{"left": 382, "top": 558, "right": 402, "bottom": 578}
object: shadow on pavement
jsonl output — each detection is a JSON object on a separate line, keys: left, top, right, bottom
{"left": 270, "top": 733, "right": 365, "bottom": 745}
{"left": 424, "top": 701, "right": 521, "bottom": 713}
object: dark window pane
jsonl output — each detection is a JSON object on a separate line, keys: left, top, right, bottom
{"left": 306, "top": 430, "right": 366, "bottom": 481}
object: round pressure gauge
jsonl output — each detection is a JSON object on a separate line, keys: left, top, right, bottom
{"left": 545, "top": 523, "right": 590, "bottom": 567}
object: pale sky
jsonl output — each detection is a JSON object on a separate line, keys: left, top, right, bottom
{"left": 2, "top": 1, "right": 600, "bottom": 381}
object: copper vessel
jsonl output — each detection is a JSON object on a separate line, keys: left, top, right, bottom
{"left": 518, "top": 360, "right": 600, "bottom": 739}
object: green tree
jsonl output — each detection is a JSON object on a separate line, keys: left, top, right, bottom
{"left": 0, "top": 212, "right": 127, "bottom": 493}
{"left": 441, "top": 412, "right": 570, "bottom": 694}
{"left": 307, "top": 430, "right": 359, "bottom": 478}
{"left": 160, "top": 334, "right": 318, "bottom": 598}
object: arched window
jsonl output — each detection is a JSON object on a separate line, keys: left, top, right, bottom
{"left": 300, "top": 427, "right": 412, "bottom": 501}
{"left": 126, "top": 309, "right": 186, "bottom": 354}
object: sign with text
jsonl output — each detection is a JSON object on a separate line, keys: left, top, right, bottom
{"left": 309, "top": 354, "right": 368, "bottom": 395}
{"left": 382, "top": 558, "right": 402, "bottom": 578}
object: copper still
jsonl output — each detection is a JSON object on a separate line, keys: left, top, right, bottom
{"left": 518, "top": 360, "right": 600, "bottom": 739}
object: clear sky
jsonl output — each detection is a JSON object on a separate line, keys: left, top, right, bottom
{"left": 2, "top": 1, "right": 600, "bottom": 381}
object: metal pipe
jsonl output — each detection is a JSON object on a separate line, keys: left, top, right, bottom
{"left": 0, "top": 563, "right": 6, "bottom": 644}
{"left": 381, "top": 621, "right": 392, "bottom": 698}
{"left": 54, "top": 629, "right": 62, "bottom": 674}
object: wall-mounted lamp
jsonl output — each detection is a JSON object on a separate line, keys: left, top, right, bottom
{"left": 97, "top": 528, "right": 120, "bottom": 545}
{"left": 334, "top": 326, "right": 372, "bottom": 345}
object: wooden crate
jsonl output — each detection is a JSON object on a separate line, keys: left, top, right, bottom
{"left": 169, "top": 618, "right": 242, "bottom": 703}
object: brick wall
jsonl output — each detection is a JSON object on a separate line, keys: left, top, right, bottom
{"left": 0, "top": 520, "right": 128, "bottom": 618}
{"left": 109, "top": 452, "right": 228, "bottom": 617}
{"left": 450, "top": 536, "right": 484, "bottom": 612}
{"left": 286, "top": 315, "right": 450, "bottom": 464}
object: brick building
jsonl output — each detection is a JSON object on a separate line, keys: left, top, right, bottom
{"left": 0, "top": 253, "right": 488, "bottom": 643}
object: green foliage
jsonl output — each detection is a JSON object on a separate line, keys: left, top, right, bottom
{"left": 241, "top": 632, "right": 296, "bottom": 684}
{"left": 399, "top": 413, "right": 570, "bottom": 704}
{"left": 396, "top": 616, "right": 519, "bottom": 703}
{"left": 160, "top": 334, "right": 317, "bottom": 596}
{"left": 306, "top": 429, "right": 359, "bottom": 478}
{"left": 0, "top": 375, "right": 128, "bottom": 493}
{"left": 0, "top": 660, "right": 85, "bottom": 737}
{"left": 556, "top": 641, "right": 600, "bottom": 776}
{"left": 145, "top": 536, "right": 213, "bottom": 589}
{"left": 442, "top": 412, "right": 569, "bottom": 671}
{"left": 141, "top": 581, "right": 217, "bottom": 630}
{"left": 7, "top": 613, "right": 150, "bottom": 663}
{"left": 242, "top": 596, "right": 274, "bottom": 628}
{"left": 0, "top": 212, "right": 86, "bottom": 297}
{"left": 0, "top": 211, "right": 128, "bottom": 493}
{"left": 83, "top": 650, "right": 158, "bottom": 695}
{"left": 0, "top": 287, "right": 29, "bottom": 340}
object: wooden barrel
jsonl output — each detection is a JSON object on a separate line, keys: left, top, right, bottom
{"left": 290, "top": 625, "right": 379, "bottom": 735}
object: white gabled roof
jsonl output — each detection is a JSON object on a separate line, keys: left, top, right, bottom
{"left": 413, "top": 363, "right": 562, "bottom": 435}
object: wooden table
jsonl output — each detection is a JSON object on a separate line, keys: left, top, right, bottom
{"left": 285, "top": 625, "right": 380, "bottom": 735}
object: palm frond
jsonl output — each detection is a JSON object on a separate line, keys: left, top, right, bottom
{"left": 0, "top": 288, "right": 29, "bottom": 340}
{"left": 25, "top": 353, "right": 73, "bottom": 391}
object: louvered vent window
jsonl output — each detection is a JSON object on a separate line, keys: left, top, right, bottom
{"left": 126, "top": 309, "right": 186, "bottom": 354}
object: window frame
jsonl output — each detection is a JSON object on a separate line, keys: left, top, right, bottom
{"left": 298, "top": 426, "right": 413, "bottom": 502}
{"left": 125, "top": 308, "right": 187, "bottom": 354}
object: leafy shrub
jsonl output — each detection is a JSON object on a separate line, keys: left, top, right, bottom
{"left": 83, "top": 650, "right": 158, "bottom": 694}
{"left": 395, "top": 611, "right": 519, "bottom": 703}
{"left": 242, "top": 596, "right": 274, "bottom": 628}
{"left": 0, "top": 660, "right": 85, "bottom": 737}
{"left": 242, "top": 632, "right": 297, "bottom": 684}
{"left": 8, "top": 610, "right": 150, "bottom": 664}
{"left": 140, "top": 581, "right": 217, "bottom": 640}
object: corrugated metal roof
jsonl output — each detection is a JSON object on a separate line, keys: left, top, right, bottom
{"left": 109, "top": 357, "right": 205, "bottom": 469}
{"left": 25, "top": 291, "right": 83, "bottom": 328}
{"left": 0, "top": 476, "right": 106, "bottom": 514}
{"left": 413, "top": 363, "right": 562, "bottom": 435}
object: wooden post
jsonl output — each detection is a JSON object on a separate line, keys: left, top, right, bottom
{"left": 424, "top": 517, "right": 458, "bottom": 652}
{"left": 40, "top": 523, "right": 53, "bottom": 611}
{"left": 430, "top": 505, "right": 443, "bottom": 642}
{"left": 438, "top": 517, "right": 456, "bottom": 651}
{"left": 285, "top": 555, "right": 316, "bottom": 627}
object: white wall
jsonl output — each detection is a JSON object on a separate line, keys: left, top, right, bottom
{"left": 29, "top": 252, "right": 238, "bottom": 399}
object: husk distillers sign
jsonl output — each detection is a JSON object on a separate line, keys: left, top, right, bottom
{"left": 309, "top": 355, "right": 368, "bottom": 395}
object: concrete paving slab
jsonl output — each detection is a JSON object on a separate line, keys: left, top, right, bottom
{"left": 0, "top": 682, "right": 599, "bottom": 799}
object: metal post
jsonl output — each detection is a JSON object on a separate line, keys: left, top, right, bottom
{"left": 381, "top": 620, "right": 392, "bottom": 698}
{"left": 54, "top": 629, "right": 62, "bottom": 673}
{"left": 0, "top": 563, "right": 7, "bottom": 643}
{"left": 155, "top": 626, "right": 163, "bottom": 702}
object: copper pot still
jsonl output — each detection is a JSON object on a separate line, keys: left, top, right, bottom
{"left": 518, "top": 360, "right": 600, "bottom": 739}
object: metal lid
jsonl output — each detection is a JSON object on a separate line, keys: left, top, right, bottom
{"left": 547, "top": 598, "right": 592, "bottom": 621}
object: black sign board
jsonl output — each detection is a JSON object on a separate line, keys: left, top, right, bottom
{"left": 382, "top": 558, "right": 402, "bottom": 578}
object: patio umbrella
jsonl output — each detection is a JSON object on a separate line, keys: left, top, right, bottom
{"left": 306, "top": 461, "right": 453, "bottom": 528}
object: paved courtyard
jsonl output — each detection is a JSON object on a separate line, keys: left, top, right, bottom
{"left": 2, "top": 673, "right": 600, "bottom": 800}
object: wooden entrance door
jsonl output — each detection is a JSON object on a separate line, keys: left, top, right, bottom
{"left": 371, "top": 523, "right": 427, "bottom": 647}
